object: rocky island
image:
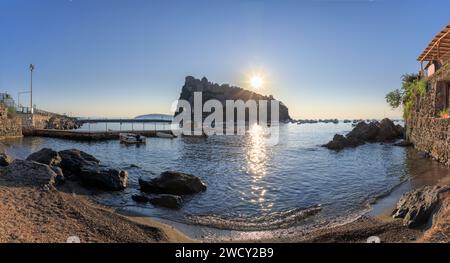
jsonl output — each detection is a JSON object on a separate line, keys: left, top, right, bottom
{"left": 176, "top": 76, "right": 292, "bottom": 123}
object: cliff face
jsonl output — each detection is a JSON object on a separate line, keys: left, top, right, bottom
{"left": 176, "top": 76, "right": 291, "bottom": 122}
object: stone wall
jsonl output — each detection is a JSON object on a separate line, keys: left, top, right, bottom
{"left": 406, "top": 66, "right": 450, "bottom": 166}
{"left": 19, "top": 113, "right": 51, "bottom": 135}
{"left": 407, "top": 116, "right": 450, "bottom": 165}
{"left": 0, "top": 104, "right": 22, "bottom": 139}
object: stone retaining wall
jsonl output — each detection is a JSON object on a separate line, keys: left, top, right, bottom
{"left": 406, "top": 67, "right": 450, "bottom": 166}
{"left": 0, "top": 105, "right": 22, "bottom": 139}
{"left": 407, "top": 116, "right": 450, "bottom": 165}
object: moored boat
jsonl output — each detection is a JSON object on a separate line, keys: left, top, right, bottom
{"left": 156, "top": 132, "right": 176, "bottom": 139}
{"left": 119, "top": 133, "right": 146, "bottom": 144}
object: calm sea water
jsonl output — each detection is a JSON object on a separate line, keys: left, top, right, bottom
{"left": 2, "top": 122, "right": 449, "bottom": 238}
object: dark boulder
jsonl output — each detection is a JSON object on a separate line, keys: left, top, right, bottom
{"left": 26, "top": 148, "right": 61, "bottom": 166}
{"left": 149, "top": 194, "right": 183, "bottom": 209}
{"left": 0, "top": 152, "right": 12, "bottom": 167}
{"left": 59, "top": 149, "right": 100, "bottom": 175}
{"left": 78, "top": 164, "right": 128, "bottom": 191}
{"left": 131, "top": 194, "right": 150, "bottom": 203}
{"left": 392, "top": 186, "right": 450, "bottom": 228}
{"left": 139, "top": 171, "right": 207, "bottom": 195}
{"left": 3, "top": 159, "right": 58, "bottom": 188}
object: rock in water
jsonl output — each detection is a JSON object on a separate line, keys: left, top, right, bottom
{"left": 347, "top": 122, "right": 379, "bottom": 142}
{"left": 59, "top": 149, "right": 100, "bottom": 175}
{"left": 0, "top": 152, "right": 12, "bottom": 167}
{"left": 131, "top": 194, "right": 150, "bottom": 203}
{"left": 3, "top": 159, "right": 58, "bottom": 188}
{"left": 392, "top": 186, "right": 450, "bottom": 228}
{"left": 79, "top": 164, "right": 128, "bottom": 191}
{"left": 139, "top": 171, "right": 207, "bottom": 195}
{"left": 321, "top": 134, "right": 364, "bottom": 151}
{"left": 149, "top": 194, "right": 183, "bottom": 209}
{"left": 26, "top": 148, "right": 61, "bottom": 166}
{"left": 323, "top": 118, "right": 405, "bottom": 151}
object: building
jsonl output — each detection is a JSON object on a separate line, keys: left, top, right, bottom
{"left": 0, "top": 92, "right": 16, "bottom": 108}
{"left": 407, "top": 23, "right": 450, "bottom": 166}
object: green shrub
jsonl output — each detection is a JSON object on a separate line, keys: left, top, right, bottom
{"left": 385, "top": 73, "right": 428, "bottom": 120}
{"left": 7, "top": 106, "right": 16, "bottom": 118}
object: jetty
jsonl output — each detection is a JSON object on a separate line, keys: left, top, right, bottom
{"left": 78, "top": 117, "right": 172, "bottom": 124}
{"left": 29, "top": 129, "right": 174, "bottom": 141}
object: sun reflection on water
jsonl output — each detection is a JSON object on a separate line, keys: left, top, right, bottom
{"left": 244, "top": 124, "right": 272, "bottom": 209}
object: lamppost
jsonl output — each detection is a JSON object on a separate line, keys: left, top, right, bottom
{"left": 29, "top": 64, "right": 35, "bottom": 114}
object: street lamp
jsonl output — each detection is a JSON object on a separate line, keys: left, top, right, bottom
{"left": 29, "top": 64, "right": 35, "bottom": 114}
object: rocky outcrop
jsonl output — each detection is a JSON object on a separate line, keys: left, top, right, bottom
{"left": 26, "top": 148, "right": 61, "bottom": 166}
{"left": 139, "top": 171, "right": 207, "bottom": 195}
{"left": 3, "top": 159, "right": 60, "bottom": 188}
{"left": 323, "top": 118, "right": 404, "bottom": 151}
{"left": 23, "top": 148, "right": 126, "bottom": 191}
{"left": 392, "top": 185, "right": 450, "bottom": 228}
{"left": 46, "top": 115, "right": 81, "bottom": 130}
{"left": 58, "top": 148, "right": 127, "bottom": 191}
{"left": 175, "top": 76, "right": 291, "bottom": 123}
{"left": 0, "top": 152, "right": 12, "bottom": 167}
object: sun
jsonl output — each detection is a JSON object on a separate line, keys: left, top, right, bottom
{"left": 250, "top": 75, "right": 263, "bottom": 89}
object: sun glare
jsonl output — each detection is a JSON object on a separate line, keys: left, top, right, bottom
{"left": 250, "top": 75, "right": 263, "bottom": 90}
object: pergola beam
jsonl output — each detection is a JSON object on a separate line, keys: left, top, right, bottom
{"left": 418, "top": 23, "right": 450, "bottom": 62}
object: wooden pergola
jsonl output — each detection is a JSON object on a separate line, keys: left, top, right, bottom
{"left": 418, "top": 23, "right": 450, "bottom": 63}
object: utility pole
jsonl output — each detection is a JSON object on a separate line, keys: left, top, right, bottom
{"left": 29, "top": 64, "right": 35, "bottom": 114}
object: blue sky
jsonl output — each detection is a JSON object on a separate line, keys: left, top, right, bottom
{"left": 0, "top": 0, "right": 449, "bottom": 118}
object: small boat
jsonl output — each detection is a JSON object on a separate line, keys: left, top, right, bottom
{"left": 156, "top": 131, "right": 176, "bottom": 139}
{"left": 181, "top": 132, "right": 208, "bottom": 138}
{"left": 119, "top": 133, "right": 146, "bottom": 144}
